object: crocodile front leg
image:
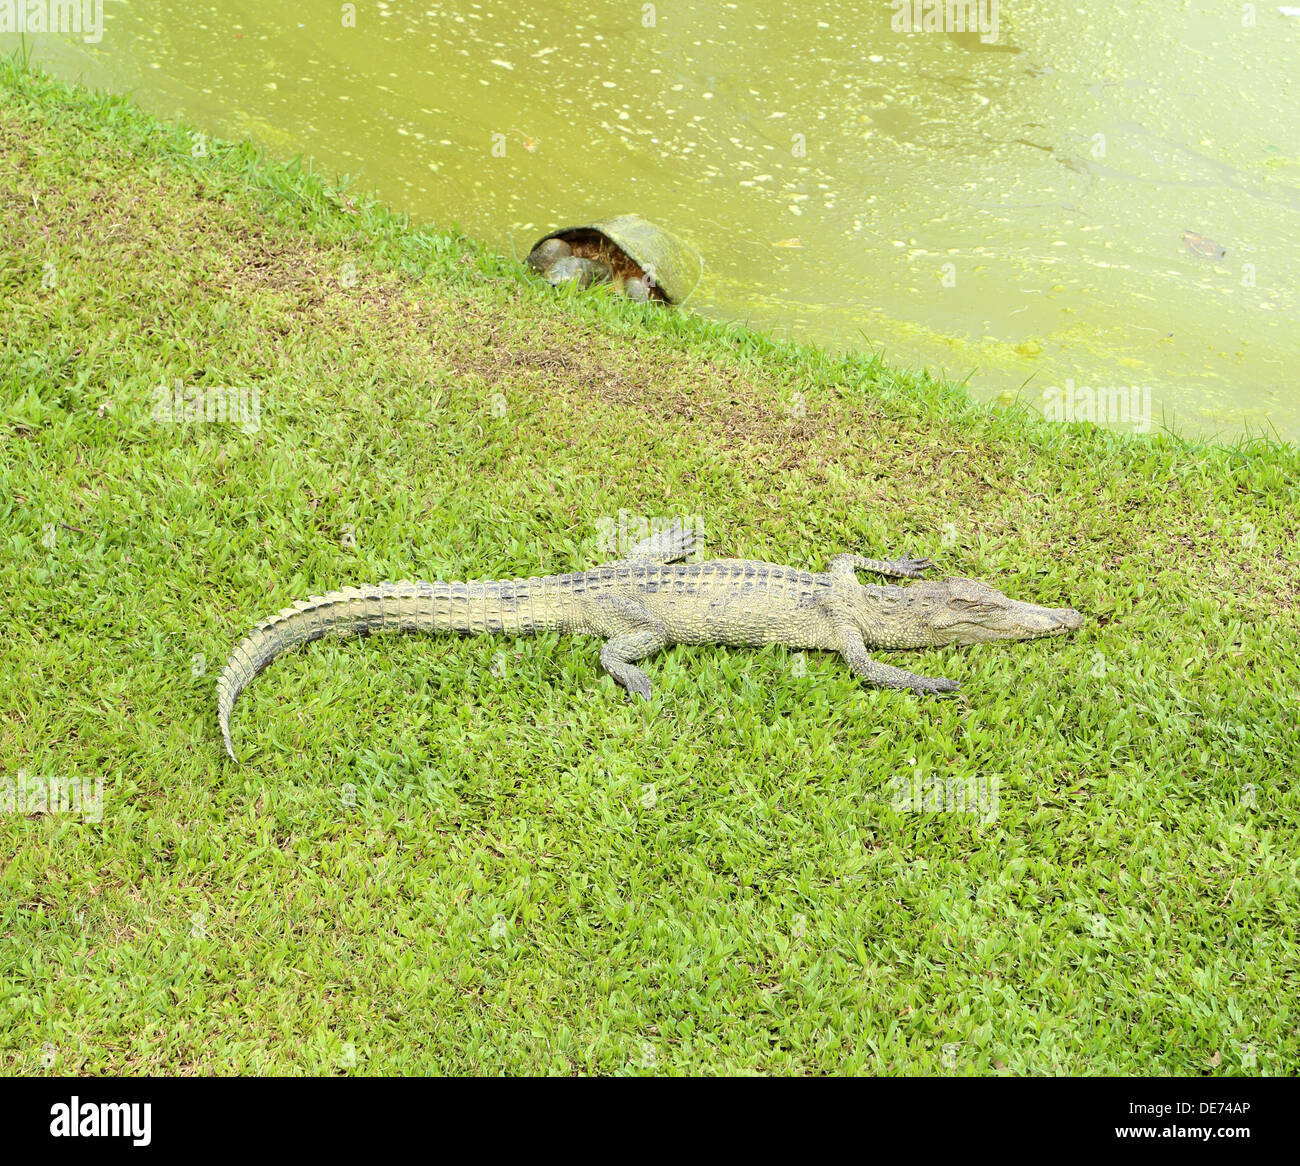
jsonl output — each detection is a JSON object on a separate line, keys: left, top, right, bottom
{"left": 593, "top": 597, "right": 670, "bottom": 698}
{"left": 834, "top": 621, "right": 959, "bottom": 695}
{"left": 829, "top": 553, "right": 935, "bottom": 581}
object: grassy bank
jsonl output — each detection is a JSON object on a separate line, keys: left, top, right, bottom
{"left": 1, "top": 57, "right": 1297, "bottom": 1075}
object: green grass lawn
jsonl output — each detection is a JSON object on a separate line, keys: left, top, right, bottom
{"left": 2, "top": 58, "right": 1297, "bottom": 1075}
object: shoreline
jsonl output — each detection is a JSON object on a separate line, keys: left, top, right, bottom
{"left": 4, "top": 54, "right": 1292, "bottom": 459}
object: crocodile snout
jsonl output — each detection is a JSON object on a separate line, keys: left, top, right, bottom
{"left": 1054, "top": 608, "right": 1084, "bottom": 633}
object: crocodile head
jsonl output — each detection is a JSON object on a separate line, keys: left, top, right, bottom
{"left": 855, "top": 576, "right": 1083, "bottom": 649}
{"left": 921, "top": 576, "right": 1083, "bottom": 645}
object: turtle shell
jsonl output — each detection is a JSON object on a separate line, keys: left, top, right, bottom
{"left": 529, "top": 215, "right": 702, "bottom": 305}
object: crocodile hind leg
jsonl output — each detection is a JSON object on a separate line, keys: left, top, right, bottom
{"left": 829, "top": 552, "right": 935, "bottom": 581}
{"left": 594, "top": 597, "right": 670, "bottom": 698}
{"left": 834, "top": 622, "right": 958, "bottom": 695}
{"left": 618, "top": 520, "right": 700, "bottom": 564}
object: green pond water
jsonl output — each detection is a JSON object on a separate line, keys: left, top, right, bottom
{"left": 8, "top": 1, "right": 1300, "bottom": 439}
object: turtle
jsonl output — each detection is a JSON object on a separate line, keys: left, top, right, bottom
{"left": 1182, "top": 230, "right": 1226, "bottom": 261}
{"left": 524, "top": 214, "right": 702, "bottom": 304}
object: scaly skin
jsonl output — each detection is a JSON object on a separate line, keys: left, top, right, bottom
{"left": 216, "top": 526, "right": 1083, "bottom": 761}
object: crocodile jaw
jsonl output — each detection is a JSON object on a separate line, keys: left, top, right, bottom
{"left": 939, "top": 601, "right": 1083, "bottom": 645}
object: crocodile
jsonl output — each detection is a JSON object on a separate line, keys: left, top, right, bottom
{"left": 217, "top": 525, "right": 1083, "bottom": 761}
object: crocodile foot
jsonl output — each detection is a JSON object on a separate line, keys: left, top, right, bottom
{"left": 886, "top": 556, "right": 936, "bottom": 578}
{"left": 829, "top": 553, "right": 937, "bottom": 581}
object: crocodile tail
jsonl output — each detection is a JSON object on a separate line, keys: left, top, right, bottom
{"left": 216, "top": 577, "right": 568, "bottom": 762}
